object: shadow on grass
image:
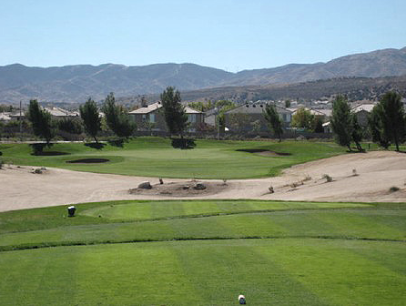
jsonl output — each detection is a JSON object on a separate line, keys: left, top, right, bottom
{"left": 108, "top": 139, "right": 125, "bottom": 148}
{"left": 30, "top": 143, "right": 70, "bottom": 156}
{"left": 171, "top": 138, "right": 196, "bottom": 150}
{"left": 85, "top": 142, "right": 106, "bottom": 150}
{"left": 67, "top": 158, "right": 110, "bottom": 164}
{"left": 236, "top": 148, "right": 291, "bottom": 156}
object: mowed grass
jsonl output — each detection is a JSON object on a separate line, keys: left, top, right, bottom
{"left": 0, "top": 137, "right": 346, "bottom": 178}
{"left": 1, "top": 239, "right": 405, "bottom": 306}
{"left": 0, "top": 200, "right": 405, "bottom": 305}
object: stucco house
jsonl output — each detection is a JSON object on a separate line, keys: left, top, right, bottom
{"left": 43, "top": 106, "right": 79, "bottom": 119}
{"left": 128, "top": 101, "right": 204, "bottom": 133}
{"left": 352, "top": 103, "right": 376, "bottom": 127}
{"left": 224, "top": 101, "right": 292, "bottom": 133}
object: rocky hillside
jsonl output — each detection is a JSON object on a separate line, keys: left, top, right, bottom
{"left": 224, "top": 47, "right": 406, "bottom": 86}
{"left": 1, "top": 47, "right": 405, "bottom": 104}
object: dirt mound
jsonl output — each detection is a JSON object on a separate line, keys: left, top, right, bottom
{"left": 129, "top": 181, "right": 228, "bottom": 197}
{"left": 67, "top": 158, "right": 109, "bottom": 164}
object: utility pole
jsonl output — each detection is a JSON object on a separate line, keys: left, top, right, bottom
{"left": 19, "top": 100, "right": 22, "bottom": 141}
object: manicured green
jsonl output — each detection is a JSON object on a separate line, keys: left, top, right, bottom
{"left": 0, "top": 200, "right": 405, "bottom": 305}
{"left": 0, "top": 137, "right": 346, "bottom": 178}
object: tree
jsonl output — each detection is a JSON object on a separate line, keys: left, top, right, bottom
{"left": 80, "top": 98, "right": 101, "bottom": 142}
{"left": 331, "top": 96, "right": 352, "bottom": 151}
{"left": 313, "top": 116, "right": 324, "bottom": 133}
{"left": 57, "top": 117, "right": 83, "bottom": 135}
{"left": 351, "top": 113, "right": 363, "bottom": 152}
{"left": 264, "top": 104, "right": 283, "bottom": 141}
{"left": 217, "top": 112, "right": 226, "bottom": 134}
{"left": 102, "top": 93, "right": 136, "bottom": 139}
{"left": 291, "top": 107, "right": 314, "bottom": 131}
{"left": 285, "top": 99, "right": 291, "bottom": 108}
{"left": 27, "top": 99, "right": 54, "bottom": 145}
{"left": 215, "top": 100, "right": 234, "bottom": 110}
{"left": 376, "top": 92, "right": 405, "bottom": 151}
{"left": 368, "top": 104, "right": 390, "bottom": 149}
{"left": 160, "top": 86, "right": 188, "bottom": 139}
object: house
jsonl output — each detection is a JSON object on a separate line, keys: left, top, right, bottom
{"left": 0, "top": 113, "right": 12, "bottom": 122}
{"left": 290, "top": 107, "right": 330, "bottom": 120}
{"left": 128, "top": 101, "right": 204, "bottom": 133}
{"left": 351, "top": 103, "right": 376, "bottom": 127}
{"left": 43, "top": 106, "right": 79, "bottom": 119}
{"left": 224, "top": 101, "right": 292, "bottom": 133}
{"left": 323, "top": 102, "right": 377, "bottom": 133}
{"left": 203, "top": 108, "right": 219, "bottom": 127}
{"left": 322, "top": 121, "right": 332, "bottom": 133}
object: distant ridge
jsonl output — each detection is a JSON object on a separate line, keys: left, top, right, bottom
{"left": 0, "top": 47, "right": 405, "bottom": 104}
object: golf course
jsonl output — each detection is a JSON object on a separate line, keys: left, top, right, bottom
{"left": 0, "top": 138, "right": 346, "bottom": 178}
{"left": 0, "top": 138, "right": 405, "bottom": 305}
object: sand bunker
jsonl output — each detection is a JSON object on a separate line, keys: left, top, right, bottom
{"left": 0, "top": 151, "right": 405, "bottom": 212}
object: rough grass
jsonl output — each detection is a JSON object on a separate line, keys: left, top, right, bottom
{"left": 0, "top": 137, "right": 346, "bottom": 179}
{"left": 0, "top": 200, "right": 405, "bottom": 305}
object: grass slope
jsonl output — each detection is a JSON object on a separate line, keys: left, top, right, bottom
{"left": 0, "top": 138, "right": 345, "bottom": 178}
{"left": 0, "top": 200, "right": 405, "bottom": 305}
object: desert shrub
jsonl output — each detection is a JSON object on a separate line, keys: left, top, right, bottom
{"left": 303, "top": 175, "right": 312, "bottom": 182}
{"left": 322, "top": 174, "right": 333, "bottom": 182}
{"left": 389, "top": 186, "right": 400, "bottom": 193}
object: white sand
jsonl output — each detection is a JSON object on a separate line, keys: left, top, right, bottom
{"left": 0, "top": 151, "right": 405, "bottom": 212}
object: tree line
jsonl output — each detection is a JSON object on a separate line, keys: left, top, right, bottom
{"left": 4, "top": 87, "right": 406, "bottom": 153}
{"left": 331, "top": 92, "right": 405, "bottom": 152}
{"left": 26, "top": 93, "right": 136, "bottom": 152}
{"left": 24, "top": 87, "right": 191, "bottom": 151}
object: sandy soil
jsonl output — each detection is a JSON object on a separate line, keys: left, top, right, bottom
{"left": 1, "top": 151, "right": 405, "bottom": 212}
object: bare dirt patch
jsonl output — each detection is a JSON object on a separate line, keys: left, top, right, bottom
{"left": 129, "top": 181, "right": 229, "bottom": 197}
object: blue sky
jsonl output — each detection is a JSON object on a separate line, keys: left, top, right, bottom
{"left": 1, "top": 0, "right": 405, "bottom": 72}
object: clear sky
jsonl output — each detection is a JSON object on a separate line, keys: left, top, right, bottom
{"left": 1, "top": 0, "right": 405, "bottom": 72}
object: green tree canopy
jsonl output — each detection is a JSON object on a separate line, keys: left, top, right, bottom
{"left": 351, "top": 113, "right": 363, "bottom": 152}
{"left": 57, "top": 117, "right": 83, "bottom": 135}
{"left": 331, "top": 96, "right": 353, "bottom": 151}
{"left": 27, "top": 99, "right": 54, "bottom": 145}
{"left": 264, "top": 104, "right": 283, "bottom": 141}
{"left": 161, "top": 87, "right": 188, "bottom": 139}
{"left": 102, "top": 93, "right": 136, "bottom": 139}
{"left": 291, "top": 107, "right": 315, "bottom": 131}
{"left": 376, "top": 92, "right": 405, "bottom": 151}
{"left": 80, "top": 98, "right": 102, "bottom": 142}
{"left": 368, "top": 104, "right": 390, "bottom": 149}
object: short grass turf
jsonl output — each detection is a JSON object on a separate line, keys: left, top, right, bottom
{"left": 0, "top": 200, "right": 405, "bottom": 305}
{"left": 0, "top": 137, "right": 346, "bottom": 178}
{"left": 1, "top": 239, "right": 405, "bottom": 306}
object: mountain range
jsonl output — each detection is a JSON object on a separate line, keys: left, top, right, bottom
{"left": 1, "top": 47, "right": 406, "bottom": 104}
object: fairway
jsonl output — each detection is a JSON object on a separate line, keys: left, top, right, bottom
{"left": 0, "top": 200, "right": 405, "bottom": 305}
{"left": 0, "top": 138, "right": 345, "bottom": 179}
{"left": 1, "top": 139, "right": 405, "bottom": 305}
